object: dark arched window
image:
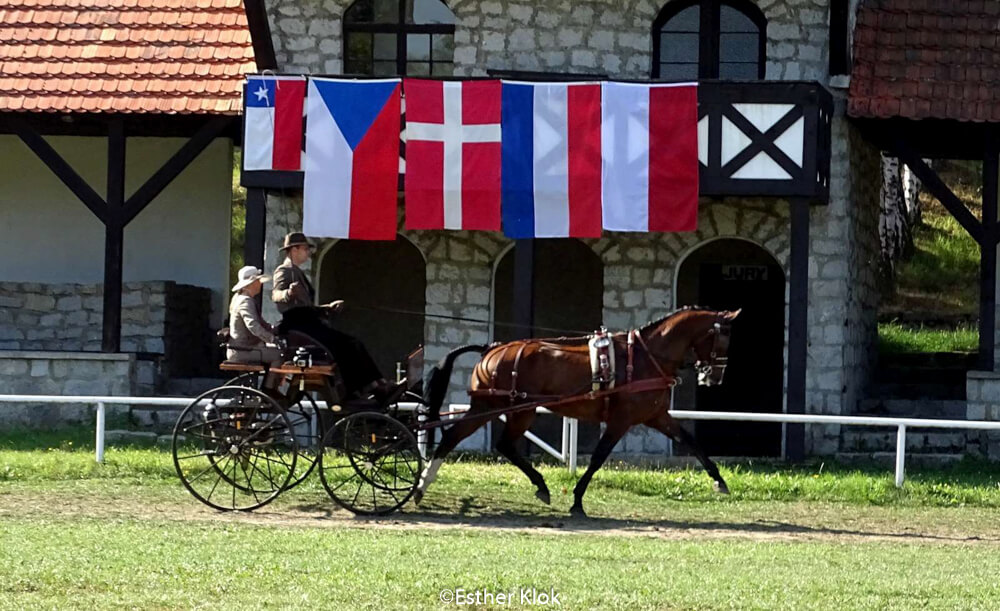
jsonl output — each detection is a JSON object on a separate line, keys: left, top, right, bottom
{"left": 652, "top": 0, "right": 766, "bottom": 80}
{"left": 344, "top": 0, "right": 456, "bottom": 76}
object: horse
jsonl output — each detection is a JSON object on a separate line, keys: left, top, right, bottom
{"left": 413, "top": 306, "right": 740, "bottom": 517}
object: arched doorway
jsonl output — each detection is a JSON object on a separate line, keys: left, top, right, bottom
{"left": 317, "top": 237, "right": 426, "bottom": 379}
{"left": 676, "top": 238, "right": 784, "bottom": 456}
{"left": 493, "top": 239, "right": 604, "bottom": 453}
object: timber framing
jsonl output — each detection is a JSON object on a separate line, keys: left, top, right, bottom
{"left": 888, "top": 136, "right": 1000, "bottom": 370}
{"left": 2, "top": 113, "right": 238, "bottom": 352}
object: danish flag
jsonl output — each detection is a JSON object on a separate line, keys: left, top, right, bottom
{"left": 403, "top": 79, "right": 502, "bottom": 231}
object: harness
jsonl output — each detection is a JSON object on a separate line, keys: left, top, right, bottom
{"left": 451, "top": 315, "right": 733, "bottom": 426}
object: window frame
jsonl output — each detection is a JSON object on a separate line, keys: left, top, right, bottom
{"left": 651, "top": 0, "right": 767, "bottom": 80}
{"left": 342, "top": 0, "right": 456, "bottom": 76}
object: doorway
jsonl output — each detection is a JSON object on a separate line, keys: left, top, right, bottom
{"left": 676, "top": 238, "right": 785, "bottom": 456}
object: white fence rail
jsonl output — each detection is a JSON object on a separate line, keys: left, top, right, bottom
{"left": 2, "top": 394, "right": 999, "bottom": 487}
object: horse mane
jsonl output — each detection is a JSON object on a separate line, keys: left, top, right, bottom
{"left": 639, "top": 305, "right": 714, "bottom": 333}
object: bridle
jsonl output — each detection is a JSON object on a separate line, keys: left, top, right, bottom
{"left": 694, "top": 315, "right": 732, "bottom": 384}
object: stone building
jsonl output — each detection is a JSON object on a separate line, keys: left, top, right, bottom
{"left": 243, "top": 0, "right": 883, "bottom": 458}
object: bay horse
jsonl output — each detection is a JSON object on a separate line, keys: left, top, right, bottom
{"left": 414, "top": 306, "right": 740, "bottom": 516}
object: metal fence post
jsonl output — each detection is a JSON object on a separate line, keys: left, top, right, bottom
{"left": 894, "top": 424, "right": 906, "bottom": 488}
{"left": 568, "top": 418, "right": 579, "bottom": 476}
{"left": 561, "top": 417, "right": 570, "bottom": 463}
{"left": 96, "top": 402, "right": 106, "bottom": 464}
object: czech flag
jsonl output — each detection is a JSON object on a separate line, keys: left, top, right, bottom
{"left": 243, "top": 75, "right": 305, "bottom": 171}
{"left": 500, "top": 81, "right": 602, "bottom": 239}
{"left": 601, "top": 82, "right": 699, "bottom": 233}
{"left": 303, "top": 78, "right": 401, "bottom": 240}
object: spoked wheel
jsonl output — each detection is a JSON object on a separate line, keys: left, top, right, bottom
{"left": 319, "top": 411, "right": 422, "bottom": 516}
{"left": 224, "top": 372, "right": 324, "bottom": 490}
{"left": 172, "top": 385, "right": 297, "bottom": 511}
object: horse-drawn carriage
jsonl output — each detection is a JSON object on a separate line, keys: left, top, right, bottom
{"left": 171, "top": 306, "right": 739, "bottom": 517}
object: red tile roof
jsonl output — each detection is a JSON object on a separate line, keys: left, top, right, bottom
{"left": 0, "top": 0, "right": 256, "bottom": 114}
{"left": 848, "top": 0, "right": 1000, "bottom": 122}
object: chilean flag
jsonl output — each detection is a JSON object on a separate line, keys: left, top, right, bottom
{"left": 303, "top": 78, "right": 401, "bottom": 240}
{"left": 601, "top": 82, "right": 699, "bottom": 233}
{"left": 500, "top": 81, "right": 602, "bottom": 239}
{"left": 404, "top": 79, "right": 502, "bottom": 231}
{"left": 243, "top": 76, "right": 305, "bottom": 171}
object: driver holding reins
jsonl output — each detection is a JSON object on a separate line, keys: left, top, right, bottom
{"left": 271, "top": 232, "right": 398, "bottom": 401}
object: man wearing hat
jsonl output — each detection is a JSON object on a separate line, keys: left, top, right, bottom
{"left": 227, "top": 266, "right": 281, "bottom": 365}
{"left": 271, "top": 232, "right": 394, "bottom": 400}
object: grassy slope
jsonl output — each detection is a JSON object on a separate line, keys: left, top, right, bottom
{"left": 879, "top": 161, "right": 981, "bottom": 353}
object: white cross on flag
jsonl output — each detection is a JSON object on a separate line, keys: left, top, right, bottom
{"left": 404, "top": 79, "right": 502, "bottom": 231}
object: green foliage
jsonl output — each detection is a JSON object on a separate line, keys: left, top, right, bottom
{"left": 878, "top": 321, "right": 978, "bottom": 354}
{"left": 230, "top": 147, "right": 247, "bottom": 290}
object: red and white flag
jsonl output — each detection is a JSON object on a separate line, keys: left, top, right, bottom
{"left": 404, "top": 79, "right": 502, "bottom": 231}
{"left": 601, "top": 82, "right": 699, "bottom": 233}
{"left": 243, "top": 75, "right": 305, "bottom": 171}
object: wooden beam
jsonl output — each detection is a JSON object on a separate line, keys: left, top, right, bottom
{"left": 4, "top": 115, "right": 107, "bottom": 223}
{"left": 980, "top": 140, "right": 999, "bottom": 370}
{"left": 786, "top": 198, "right": 809, "bottom": 461}
{"left": 894, "top": 144, "right": 986, "bottom": 245}
{"left": 512, "top": 239, "right": 535, "bottom": 339}
{"left": 102, "top": 119, "right": 126, "bottom": 353}
{"left": 829, "top": 0, "right": 849, "bottom": 76}
{"left": 244, "top": 188, "right": 267, "bottom": 270}
{"left": 243, "top": 0, "right": 278, "bottom": 70}
{"left": 122, "top": 116, "right": 233, "bottom": 226}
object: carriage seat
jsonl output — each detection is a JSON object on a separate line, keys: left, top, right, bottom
{"left": 219, "top": 362, "right": 267, "bottom": 373}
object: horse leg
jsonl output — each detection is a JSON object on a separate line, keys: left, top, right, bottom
{"left": 413, "top": 399, "right": 492, "bottom": 505}
{"left": 495, "top": 411, "right": 551, "bottom": 505}
{"left": 646, "top": 411, "right": 729, "bottom": 494}
{"left": 570, "top": 419, "right": 629, "bottom": 518}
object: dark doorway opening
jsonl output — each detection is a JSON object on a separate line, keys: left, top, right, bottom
{"left": 493, "top": 239, "right": 604, "bottom": 454}
{"left": 317, "top": 237, "right": 426, "bottom": 379}
{"left": 676, "top": 238, "right": 784, "bottom": 457}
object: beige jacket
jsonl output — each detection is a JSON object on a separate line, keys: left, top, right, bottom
{"left": 271, "top": 258, "right": 315, "bottom": 314}
{"left": 228, "top": 293, "right": 275, "bottom": 350}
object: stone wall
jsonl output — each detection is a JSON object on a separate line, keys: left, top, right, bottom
{"left": 266, "top": 0, "right": 831, "bottom": 83}
{"left": 0, "top": 352, "right": 139, "bottom": 427}
{"left": 967, "top": 372, "right": 1000, "bottom": 459}
{"left": 0, "top": 281, "right": 215, "bottom": 377}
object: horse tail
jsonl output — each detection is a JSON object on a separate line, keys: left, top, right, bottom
{"left": 423, "top": 344, "right": 488, "bottom": 420}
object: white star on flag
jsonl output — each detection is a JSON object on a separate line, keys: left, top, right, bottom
{"left": 254, "top": 85, "right": 269, "bottom": 103}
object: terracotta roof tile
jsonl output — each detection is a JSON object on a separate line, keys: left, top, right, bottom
{"left": 849, "top": 0, "right": 1000, "bottom": 121}
{"left": 0, "top": 0, "right": 256, "bottom": 114}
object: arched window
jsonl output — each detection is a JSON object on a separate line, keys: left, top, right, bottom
{"left": 652, "top": 0, "right": 766, "bottom": 80}
{"left": 344, "top": 0, "right": 456, "bottom": 76}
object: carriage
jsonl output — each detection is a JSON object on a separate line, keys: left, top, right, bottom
{"left": 171, "top": 327, "right": 430, "bottom": 516}
{"left": 172, "top": 306, "right": 738, "bottom": 517}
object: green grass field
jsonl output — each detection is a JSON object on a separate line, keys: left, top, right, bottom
{"left": 4, "top": 429, "right": 1000, "bottom": 610}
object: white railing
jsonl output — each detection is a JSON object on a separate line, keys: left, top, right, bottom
{"left": 3, "top": 394, "right": 1000, "bottom": 487}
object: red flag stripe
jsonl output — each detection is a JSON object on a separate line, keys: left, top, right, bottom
{"left": 567, "top": 83, "right": 602, "bottom": 238}
{"left": 648, "top": 85, "right": 699, "bottom": 232}
{"left": 272, "top": 79, "right": 305, "bottom": 171}
{"left": 349, "top": 84, "right": 401, "bottom": 240}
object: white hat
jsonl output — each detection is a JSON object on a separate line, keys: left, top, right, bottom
{"left": 231, "top": 266, "right": 271, "bottom": 292}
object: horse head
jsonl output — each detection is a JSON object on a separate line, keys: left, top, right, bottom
{"left": 642, "top": 307, "right": 740, "bottom": 386}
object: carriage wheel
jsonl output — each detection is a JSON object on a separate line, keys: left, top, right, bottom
{"left": 172, "top": 386, "right": 297, "bottom": 511}
{"left": 319, "top": 412, "right": 421, "bottom": 516}
{"left": 223, "top": 373, "right": 324, "bottom": 490}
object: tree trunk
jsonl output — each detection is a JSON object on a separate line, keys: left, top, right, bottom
{"left": 879, "top": 154, "right": 923, "bottom": 283}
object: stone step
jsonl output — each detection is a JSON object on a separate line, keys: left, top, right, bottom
{"left": 105, "top": 430, "right": 159, "bottom": 445}
{"left": 841, "top": 429, "right": 967, "bottom": 453}
{"left": 835, "top": 452, "right": 965, "bottom": 468}
{"left": 857, "top": 399, "right": 967, "bottom": 419}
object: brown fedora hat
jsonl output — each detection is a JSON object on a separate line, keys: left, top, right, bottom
{"left": 279, "top": 232, "right": 314, "bottom": 251}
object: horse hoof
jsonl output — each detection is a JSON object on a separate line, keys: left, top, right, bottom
{"left": 535, "top": 489, "right": 551, "bottom": 505}
{"left": 714, "top": 481, "right": 730, "bottom": 495}
{"left": 569, "top": 505, "right": 587, "bottom": 518}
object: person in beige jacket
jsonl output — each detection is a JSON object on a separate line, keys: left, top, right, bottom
{"left": 227, "top": 266, "right": 281, "bottom": 365}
